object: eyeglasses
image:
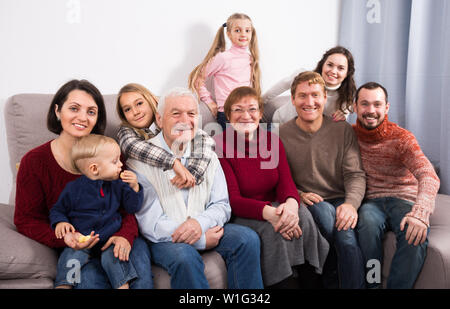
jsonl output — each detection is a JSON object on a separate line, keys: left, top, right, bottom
{"left": 230, "top": 107, "right": 259, "bottom": 115}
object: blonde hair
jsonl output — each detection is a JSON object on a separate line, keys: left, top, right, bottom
{"left": 116, "top": 83, "right": 159, "bottom": 140}
{"left": 71, "top": 134, "right": 118, "bottom": 173}
{"left": 291, "top": 71, "right": 326, "bottom": 98}
{"left": 188, "top": 13, "right": 261, "bottom": 98}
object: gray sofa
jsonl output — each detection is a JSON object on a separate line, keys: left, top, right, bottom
{"left": 1, "top": 93, "right": 450, "bottom": 289}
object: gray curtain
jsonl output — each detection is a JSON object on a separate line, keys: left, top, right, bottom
{"left": 339, "top": 0, "right": 450, "bottom": 194}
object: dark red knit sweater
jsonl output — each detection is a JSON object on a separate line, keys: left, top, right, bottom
{"left": 14, "top": 141, "right": 138, "bottom": 248}
{"left": 215, "top": 128, "right": 300, "bottom": 221}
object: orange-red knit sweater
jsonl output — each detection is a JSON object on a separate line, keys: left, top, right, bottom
{"left": 353, "top": 117, "right": 440, "bottom": 226}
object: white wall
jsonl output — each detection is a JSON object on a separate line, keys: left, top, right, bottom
{"left": 0, "top": 0, "right": 341, "bottom": 204}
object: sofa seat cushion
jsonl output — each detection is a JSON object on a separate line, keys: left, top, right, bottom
{"left": 0, "top": 204, "right": 58, "bottom": 281}
{"left": 0, "top": 278, "right": 54, "bottom": 289}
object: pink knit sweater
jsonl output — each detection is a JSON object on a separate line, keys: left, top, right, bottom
{"left": 198, "top": 44, "right": 252, "bottom": 112}
{"left": 353, "top": 117, "right": 440, "bottom": 226}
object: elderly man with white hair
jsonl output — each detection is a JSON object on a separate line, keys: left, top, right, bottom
{"left": 127, "top": 87, "right": 263, "bottom": 289}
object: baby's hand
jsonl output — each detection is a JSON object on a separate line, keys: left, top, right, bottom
{"left": 120, "top": 170, "right": 139, "bottom": 192}
{"left": 64, "top": 231, "right": 100, "bottom": 250}
{"left": 55, "top": 222, "right": 75, "bottom": 239}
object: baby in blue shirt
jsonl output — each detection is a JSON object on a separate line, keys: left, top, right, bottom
{"left": 49, "top": 134, "right": 143, "bottom": 289}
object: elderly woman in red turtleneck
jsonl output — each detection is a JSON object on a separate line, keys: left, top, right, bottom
{"left": 214, "top": 86, "right": 329, "bottom": 288}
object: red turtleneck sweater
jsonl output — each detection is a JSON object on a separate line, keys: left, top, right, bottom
{"left": 353, "top": 117, "right": 440, "bottom": 226}
{"left": 215, "top": 128, "right": 300, "bottom": 221}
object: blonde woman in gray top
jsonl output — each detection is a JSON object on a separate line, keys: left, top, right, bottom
{"left": 263, "top": 46, "right": 356, "bottom": 124}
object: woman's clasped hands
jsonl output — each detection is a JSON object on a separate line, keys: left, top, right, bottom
{"left": 263, "top": 198, "right": 302, "bottom": 240}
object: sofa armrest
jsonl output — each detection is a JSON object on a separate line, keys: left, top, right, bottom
{"left": 0, "top": 203, "right": 57, "bottom": 281}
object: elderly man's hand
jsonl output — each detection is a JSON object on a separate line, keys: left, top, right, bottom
{"left": 172, "top": 217, "right": 202, "bottom": 245}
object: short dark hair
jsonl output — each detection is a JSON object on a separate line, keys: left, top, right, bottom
{"left": 47, "top": 79, "right": 107, "bottom": 135}
{"left": 355, "top": 82, "right": 389, "bottom": 103}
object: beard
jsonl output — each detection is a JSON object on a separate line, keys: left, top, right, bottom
{"left": 361, "top": 113, "right": 383, "bottom": 129}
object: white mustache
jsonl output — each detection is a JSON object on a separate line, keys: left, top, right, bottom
{"left": 172, "top": 124, "right": 192, "bottom": 131}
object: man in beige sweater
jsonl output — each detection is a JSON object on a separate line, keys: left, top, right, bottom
{"left": 279, "top": 71, "right": 366, "bottom": 289}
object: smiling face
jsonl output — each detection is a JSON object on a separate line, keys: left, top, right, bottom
{"left": 119, "top": 91, "right": 154, "bottom": 129}
{"left": 321, "top": 53, "right": 348, "bottom": 87}
{"left": 354, "top": 87, "right": 390, "bottom": 130}
{"left": 228, "top": 95, "right": 261, "bottom": 136}
{"left": 227, "top": 18, "right": 253, "bottom": 48}
{"left": 55, "top": 89, "right": 98, "bottom": 138}
{"left": 156, "top": 95, "right": 198, "bottom": 149}
{"left": 292, "top": 81, "right": 327, "bottom": 128}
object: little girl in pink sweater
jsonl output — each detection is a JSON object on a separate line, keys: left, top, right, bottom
{"left": 188, "top": 13, "right": 261, "bottom": 130}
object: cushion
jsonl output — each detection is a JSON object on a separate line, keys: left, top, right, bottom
{"left": 0, "top": 278, "right": 54, "bottom": 289}
{"left": 0, "top": 205, "right": 57, "bottom": 281}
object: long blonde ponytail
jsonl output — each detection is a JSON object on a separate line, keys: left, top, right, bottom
{"left": 188, "top": 26, "right": 226, "bottom": 95}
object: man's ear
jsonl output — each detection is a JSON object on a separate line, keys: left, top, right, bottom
{"left": 89, "top": 163, "right": 99, "bottom": 176}
{"left": 386, "top": 101, "right": 390, "bottom": 114}
{"left": 155, "top": 112, "right": 163, "bottom": 129}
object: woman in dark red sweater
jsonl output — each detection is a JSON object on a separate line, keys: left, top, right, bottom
{"left": 214, "top": 86, "right": 329, "bottom": 288}
{"left": 14, "top": 79, "right": 152, "bottom": 288}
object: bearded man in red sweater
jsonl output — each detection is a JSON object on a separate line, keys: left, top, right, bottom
{"left": 353, "top": 82, "right": 440, "bottom": 289}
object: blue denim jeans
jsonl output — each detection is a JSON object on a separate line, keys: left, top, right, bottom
{"left": 55, "top": 246, "right": 137, "bottom": 289}
{"left": 307, "top": 198, "right": 365, "bottom": 288}
{"left": 56, "top": 237, "right": 153, "bottom": 289}
{"left": 357, "top": 197, "right": 428, "bottom": 289}
{"left": 149, "top": 223, "right": 263, "bottom": 289}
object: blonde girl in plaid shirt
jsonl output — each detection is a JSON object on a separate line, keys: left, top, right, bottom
{"left": 116, "top": 83, "right": 215, "bottom": 188}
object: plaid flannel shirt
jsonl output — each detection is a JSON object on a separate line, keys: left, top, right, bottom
{"left": 117, "top": 125, "right": 215, "bottom": 184}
